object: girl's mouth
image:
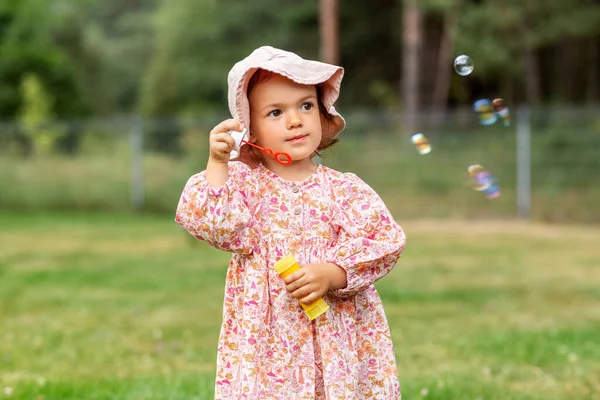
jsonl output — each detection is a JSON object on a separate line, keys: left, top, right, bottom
{"left": 287, "top": 134, "right": 308, "bottom": 142}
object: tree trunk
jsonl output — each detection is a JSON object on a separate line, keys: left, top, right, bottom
{"left": 402, "top": 0, "right": 422, "bottom": 134}
{"left": 587, "top": 37, "right": 599, "bottom": 103}
{"left": 522, "top": 22, "right": 541, "bottom": 106}
{"left": 431, "top": 6, "right": 459, "bottom": 115}
{"left": 319, "top": 0, "right": 339, "bottom": 65}
{"left": 500, "top": 74, "right": 515, "bottom": 107}
{"left": 524, "top": 48, "right": 541, "bottom": 106}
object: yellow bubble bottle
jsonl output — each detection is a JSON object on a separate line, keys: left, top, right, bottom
{"left": 274, "top": 254, "right": 329, "bottom": 320}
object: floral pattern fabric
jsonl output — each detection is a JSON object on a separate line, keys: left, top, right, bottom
{"left": 175, "top": 162, "right": 406, "bottom": 399}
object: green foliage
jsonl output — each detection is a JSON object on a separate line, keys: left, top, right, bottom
{"left": 140, "top": 0, "right": 319, "bottom": 117}
{"left": 0, "top": 0, "right": 86, "bottom": 118}
{"left": 1, "top": 0, "right": 599, "bottom": 117}
{"left": 455, "top": 0, "right": 600, "bottom": 74}
{"left": 17, "top": 73, "right": 65, "bottom": 155}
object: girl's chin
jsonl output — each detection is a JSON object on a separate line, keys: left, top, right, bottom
{"left": 288, "top": 150, "right": 318, "bottom": 162}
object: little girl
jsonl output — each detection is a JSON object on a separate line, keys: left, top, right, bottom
{"left": 175, "top": 46, "right": 406, "bottom": 399}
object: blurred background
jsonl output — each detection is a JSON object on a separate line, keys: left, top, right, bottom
{"left": 0, "top": 0, "right": 599, "bottom": 221}
{"left": 1, "top": 1, "right": 600, "bottom": 399}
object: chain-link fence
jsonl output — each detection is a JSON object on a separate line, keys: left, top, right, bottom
{"left": 1, "top": 106, "right": 599, "bottom": 223}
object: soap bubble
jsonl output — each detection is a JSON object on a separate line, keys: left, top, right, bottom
{"left": 467, "top": 164, "right": 493, "bottom": 191}
{"left": 491, "top": 98, "right": 505, "bottom": 112}
{"left": 473, "top": 98, "right": 511, "bottom": 127}
{"left": 473, "top": 99, "right": 498, "bottom": 126}
{"left": 454, "top": 55, "right": 474, "bottom": 76}
{"left": 483, "top": 185, "right": 501, "bottom": 199}
{"left": 492, "top": 98, "right": 511, "bottom": 127}
{"left": 466, "top": 164, "right": 501, "bottom": 199}
{"left": 411, "top": 133, "right": 431, "bottom": 155}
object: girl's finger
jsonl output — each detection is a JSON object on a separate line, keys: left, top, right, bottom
{"left": 285, "top": 278, "right": 303, "bottom": 293}
{"left": 212, "top": 132, "right": 235, "bottom": 145}
{"left": 283, "top": 270, "right": 305, "bottom": 285}
{"left": 212, "top": 144, "right": 230, "bottom": 154}
{"left": 211, "top": 119, "right": 245, "bottom": 135}
{"left": 211, "top": 137, "right": 235, "bottom": 153}
{"left": 291, "top": 284, "right": 314, "bottom": 299}
{"left": 299, "top": 292, "right": 318, "bottom": 305}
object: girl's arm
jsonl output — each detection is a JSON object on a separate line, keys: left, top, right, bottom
{"left": 206, "top": 158, "right": 230, "bottom": 188}
{"left": 327, "top": 173, "right": 406, "bottom": 298}
{"left": 175, "top": 161, "right": 258, "bottom": 254}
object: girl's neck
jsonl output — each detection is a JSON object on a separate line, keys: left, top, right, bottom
{"left": 261, "top": 157, "right": 318, "bottom": 182}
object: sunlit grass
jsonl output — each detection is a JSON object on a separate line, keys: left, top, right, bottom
{"left": 1, "top": 213, "right": 599, "bottom": 399}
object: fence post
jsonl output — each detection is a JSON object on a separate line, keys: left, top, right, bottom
{"left": 130, "top": 117, "right": 144, "bottom": 212}
{"left": 516, "top": 106, "right": 531, "bottom": 220}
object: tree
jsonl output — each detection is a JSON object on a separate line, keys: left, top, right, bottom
{"left": 320, "top": 0, "right": 340, "bottom": 64}
{"left": 140, "top": 0, "right": 320, "bottom": 118}
{"left": 402, "top": 0, "right": 422, "bottom": 134}
{"left": 18, "top": 73, "right": 64, "bottom": 155}
{"left": 427, "top": 0, "right": 462, "bottom": 114}
{"left": 0, "top": 0, "right": 86, "bottom": 118}
{"left": 455, "top": 0, "right": 600, "bottom": 105}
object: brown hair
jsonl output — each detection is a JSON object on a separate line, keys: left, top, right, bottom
{"left": 246, "top": 69, "right": 339, "bottom": 156}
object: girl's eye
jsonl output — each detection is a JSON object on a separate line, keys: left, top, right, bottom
{"left": 301, "top": 102, "right": 314, "bottom": 111}
{"left": 268, "top": 109, "right": 282, "bottom": 117}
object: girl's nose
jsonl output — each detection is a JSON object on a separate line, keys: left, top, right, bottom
{"left": 286, "top": 111, "right": 303, "bottom": 130}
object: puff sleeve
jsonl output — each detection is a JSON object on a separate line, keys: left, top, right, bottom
{"left": 328, "top": 173, "right": 406, "bottom": 297}
{"left": 175, "top": 161, "right": 259, "bottom": 254}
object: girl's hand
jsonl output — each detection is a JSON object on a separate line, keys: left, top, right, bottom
{"left": 284, "top": 263, "right": 347, "bottom": 304}
{"left": 209, "top": 119, "right": 244, "bottom": 163}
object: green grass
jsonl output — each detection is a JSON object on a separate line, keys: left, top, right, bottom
{"left": 1, "top": 213, "right": 600, "bottom": 399}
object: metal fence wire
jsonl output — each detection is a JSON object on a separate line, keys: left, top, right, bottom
{"left": 1, "top": 105, "right": 599, "bottom": 223}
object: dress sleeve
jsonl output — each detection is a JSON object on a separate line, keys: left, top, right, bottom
{"left": 327, "top": 173, "right": 406, "bottom": 298}
{"left": 174, "top": 161, "right": 259, "bottom": 254}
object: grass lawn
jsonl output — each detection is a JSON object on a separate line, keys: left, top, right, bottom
{"left": 1, "top": 213, "right": 599, "bottom": 399}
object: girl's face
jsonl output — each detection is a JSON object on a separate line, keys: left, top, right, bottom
{"left": 248, "top": 74, "right": 323, "bottom": 167}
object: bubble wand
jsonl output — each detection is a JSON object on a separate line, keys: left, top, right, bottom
{"left": 228, "top": 129, "right": 292, "bottom": 166}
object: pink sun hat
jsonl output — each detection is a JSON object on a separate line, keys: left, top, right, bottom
{"left": 227, "top": 46, "right": 346, "bottom": 160}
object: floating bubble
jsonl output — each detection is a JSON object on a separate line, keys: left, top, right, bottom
{"left": 473, "top": 99, "right": 498, "bottom": 126}
{"left": 411, "top": 133, "right": 431, "bottom": 155}
{"left": 492, "top": 98, "right": 510, "bottom": 127}
{"left": 467, "top": 165, "right": 493, "bottom": 191}
{"left": 491, "top": 98, "right": 505, "bottom": 112}
{"left": 483, "top": 184, "right": 501, "bottom": 199}
{"left": 454, "top": 55, "right": 474, "bottom": 76}
{"left": 475, "top": 171, "right": 495, "bottom": 192}
{"left": 466, "top": 164, "right": 500, "bottom": 198}
{"left": 466, "top": 164, "right": 484, "bottom": 176}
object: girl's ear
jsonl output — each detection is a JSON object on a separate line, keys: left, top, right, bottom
{"left": 248, "top": 131, "right": 258, "bottom": 143}
{"left": 239, "top": 141, "right": 260, "bottom": 168}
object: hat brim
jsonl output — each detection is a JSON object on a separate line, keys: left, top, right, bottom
{"left": 227, "top": 47, "right": 345, "bottom": 161}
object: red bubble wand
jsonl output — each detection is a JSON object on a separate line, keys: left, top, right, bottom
{"left": 242, "top": 140, "right": 292, "bottom": 166}
{"left": 229, "top": 129, "right": 292, "bottom": 166}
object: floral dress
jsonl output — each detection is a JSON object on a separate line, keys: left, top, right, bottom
{"left": 175, "top": 161, "right": 406, "bottom": 399}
